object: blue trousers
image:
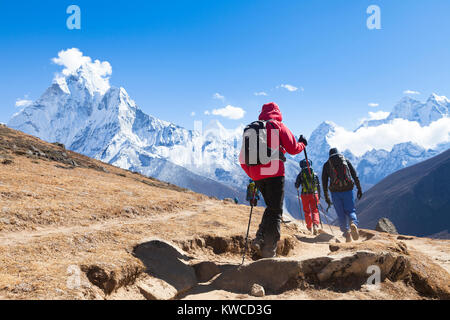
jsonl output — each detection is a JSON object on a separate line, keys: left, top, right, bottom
{"left": 331, "top": 190, "right": 358, "bottom": 233}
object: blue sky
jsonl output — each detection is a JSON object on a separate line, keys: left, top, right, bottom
{"left": 1, "top": 0, "right": 450, "bottom": 136}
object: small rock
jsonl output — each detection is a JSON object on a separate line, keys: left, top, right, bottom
{"left": 12, "top": 283, "right": 33, "bottom": 293}
{"left": 329, "top": 244, "right": 340, "bottom": 252}
{"left": 122, "top": 206, "right": 137, "bottom": 215}
{"left": 30, "top": 145, "right": 40, "bottom": 153}
{"left": 376, "top": 218, "right": 398, "bottom": 234}
{"left": 223, "top": 198, "right": 234, "bottom": 203}
{"left": 55, "top": 288, "right": 66, "bottom": 295}
{"left": 250, "top": 284, "right": 265, "bottom": 297}
{"left": 397, "top": 235, "right": 414, "bottom": 241}
{"left": 0, "top": 159, "right": 13, "bottom": 165}
{"left": 52, "top": 142, "right": 66, "bottom": 149}
{"left": 136, "top": 277, "right": 178, "bottom": 300}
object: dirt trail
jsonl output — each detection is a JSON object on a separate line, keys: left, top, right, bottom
{"left": 0, "top": 205, "right": 206, "bottom": 247}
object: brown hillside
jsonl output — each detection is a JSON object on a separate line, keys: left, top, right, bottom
{"left": 0, "top": 124, "right": 449, "bottom": 300}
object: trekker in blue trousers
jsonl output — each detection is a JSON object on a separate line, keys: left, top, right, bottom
{"left": 331, "top": 190, "right": 359, "bottom": 233}
{"left": 322, "top": 148, "right": 363, "bottom": 242}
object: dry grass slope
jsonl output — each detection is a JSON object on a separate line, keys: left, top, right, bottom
{"left": 0, "top": 124, "right": 449, "bottom": 300}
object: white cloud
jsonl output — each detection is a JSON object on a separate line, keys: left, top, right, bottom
{"left": 15, "top": 99, "right": 33, "bottom": 108}
{"left": 190, "top": 111, "right": 196, "bottom": 116}
{"left": 368, "top": 103, "right": 379, "bottom": 107}
{"left": 404, "top": 90, "right": 421, "bottom": 95}
{"left": 52, "top": 48, "right": 112, "bottom": 77}
{"left": 204, "top": 110, "right": 210, "bottom": 115}
{"left": 52, "top": 48, "right": 112, "bottom": 94}
{"left": 213, "top": 93, "right": 225, "bottom": 101}
{"left": 278, "top": 84, "right": 299, "bottom": 92}
{"left": 359, "top": 110, "right": 390, "bottom": 124}
{"left": 327, "top": 117, "right": 450, "bottom": 157}
{"left": 206, "top": 105, "right": 246, "bottom": 120}
{"left": 254, "top": 91, "right": 268, "bottom": 96}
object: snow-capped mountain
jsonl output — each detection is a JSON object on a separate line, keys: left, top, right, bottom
{"left": 359, "top": 93, "right": 449, "bottom": 128}
{"left": 9, "top": 63, "right": 247, "bottom": 199}
{"left": 305, "top": 94, "right": 449, "bottom": 191}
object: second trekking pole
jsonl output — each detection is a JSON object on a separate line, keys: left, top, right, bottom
{"left": 296, "top": 188, "right": 305, "bottom": 226}
{"left": 303, "top": 148, "right": 324, "bottom": 231}
{"left": 241, "top": 190, "right": 256, "bottom": 265}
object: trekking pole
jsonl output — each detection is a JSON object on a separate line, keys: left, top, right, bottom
{"left": 241, "top": 190, "right": 256, "bottom": 265}
{"left": 303, "top": 148, "right": 324, "bottom": 231}
{"left": 296, "top": 188, "right": 305, "bottom": 226}
{"left": 318, "top": 203, "right": 335, "bottom": 235}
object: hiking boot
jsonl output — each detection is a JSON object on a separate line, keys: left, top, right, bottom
{"left": 261, "top": 245, "right": 277, "bottom": 259}
{"left": 313, "top": 224, "right": 318, "bottom": 235}
{"left": 307, "top": 227, "right": 312, "bottom": 234}
{"left": 251, "top": 238, "right": 264, "bottom": 255}
{"left": 344, "top": 231, "right": 352, "bottom": 243}
{"left": 350, "top": 223, "right": 360, "bottom": 241}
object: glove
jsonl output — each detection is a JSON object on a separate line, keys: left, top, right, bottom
{"left": 357, "top": 189, "right": 363, "bottom": 200}
{"left": 298, "top": 135, "right": 308, "bottom": 146}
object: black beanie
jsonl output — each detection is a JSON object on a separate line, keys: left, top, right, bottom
{"left": 329, "top": 148, "right": 339, "bottom": 157}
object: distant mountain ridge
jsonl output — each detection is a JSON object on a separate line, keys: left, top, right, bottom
{"left": 356, "top": 149, "right": 450, "bottom": 237}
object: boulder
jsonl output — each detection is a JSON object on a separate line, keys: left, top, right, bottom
{"left": 81, "top": 262, "right": 144, "bottom": 295}
{"left": 376, "top": 218, "right": 399, "bottom": 234}
{"left": 133, "top": 239, "right": 197, "bottom": 295}
{"left": 193, "top": 261, "right": 221, "bottom": 283}
{"left": 316, "top": 250, "right": 398, "bottom": 283}
{"left": 136, "top": 276, "right": 178, "bottom": 300}
{"left": 212, "top": 259, "right": 302, "bottom": 293}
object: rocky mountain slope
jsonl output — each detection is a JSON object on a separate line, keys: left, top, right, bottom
{"left": 356, "top": 149, "right": 450, "bottom": 237}
{"left": 0, "top": 125, "right": 449, "bottom": 300}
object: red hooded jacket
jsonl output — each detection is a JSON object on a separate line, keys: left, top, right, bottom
{"left": 239, "top": 102, "right": 305, "bottom": 181}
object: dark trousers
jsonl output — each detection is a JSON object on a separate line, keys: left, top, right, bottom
{"left": 254, "top": 176, "right": 284, "bottom": 257}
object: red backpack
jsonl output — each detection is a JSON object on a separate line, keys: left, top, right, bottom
{"left": 327, "top": 154, "right": 354, "bottom": 189}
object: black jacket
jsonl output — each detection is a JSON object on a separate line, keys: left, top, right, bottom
{"left": 322, "top": 154, "right": 361, "bottom": 194}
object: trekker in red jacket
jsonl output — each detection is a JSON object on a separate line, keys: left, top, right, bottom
{"left": 239, "top": 102, "right": 307, "bottom": 258}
